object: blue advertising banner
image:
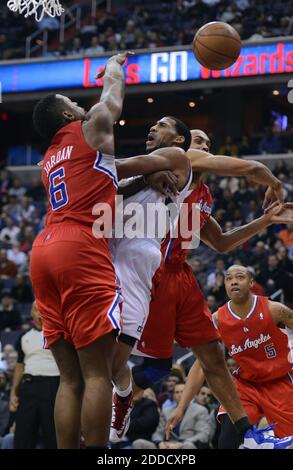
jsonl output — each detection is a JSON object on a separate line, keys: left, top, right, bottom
{"left": 1, "top": 41, "right": 292, "bottom": 94}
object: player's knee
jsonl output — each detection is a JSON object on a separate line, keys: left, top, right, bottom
{"left": 132, "top": 357, "right": 172, "bottom": 389}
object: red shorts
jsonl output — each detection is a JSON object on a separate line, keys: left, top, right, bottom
{"left": 137, "top": 262, "right": 220, "bottom": 358}
{"left": 30, "top": 225, "right": 121, "bottom": 349}
{"left": 218, "top": 372, "right": 293, "bottom": 437}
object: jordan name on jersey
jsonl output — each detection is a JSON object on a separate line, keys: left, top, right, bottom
{"left": 43, "top": 145, "right": 74, "bottom": 177}
{"left": 230, "top": 332, "right": 272, "bottom": 356}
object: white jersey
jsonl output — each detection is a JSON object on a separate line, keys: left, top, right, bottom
{"left": 111, "top": 167, "right": 192, "bottom": 341}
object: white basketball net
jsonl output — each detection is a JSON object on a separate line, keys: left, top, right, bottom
{"left": 7, "top": 0, "right": 64, "bottom": 22}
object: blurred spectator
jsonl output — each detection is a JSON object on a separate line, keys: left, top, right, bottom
{"left": 0, "top": 343, "right": 16, "bottom": 372}
{"left": 207, "top": 272, "right": 227, "bottom": 306}
{"left": 157, "top": 372, "right": 181, "bottom": 409}
{"left": 217, "top": 136, "right": 238, "bottom": 157}
{"left": 6, "top": 242, "right": 27, "bottom": 270}
{"left": 258, "top": 129, "right": 283, "bottom": 154}
{"left": 188, "top": 256, "right": 207, "bottom": 290}
{"left": 206, "top": 294, "right": 217, "bottom": 312}
{"left": 133, "top": 382, "right": 211, "bottom": 449}
{"left": 0, "top": 370, "right": 10, "bottom": 437}
{"left": 207, "top": 258, "right": 226, "bottom": 288}
{"left": 0, "top": 290, "right": 22, "bottom": 331}
{"left": 238, "top": 136, "right": 253, "bottom": 156}
{"left": 18, "top": 197, "right": 38, "bottom": 224}
{"left": 278, "top": 223, "right": 293, "bottom": 249}
{"left": 0, "top": 249, "right": 17, "bottom": 279}
{"left": 84, "top": 35, "right": 105, "bottom": 55}
{"left": 8, "top": 179, "right": 26, "bottom": 198}
{"left": 0, "top": 217, "right": 20, "bottom": 244}
{"left": 122, "top": 389, "right": 160, "bottom": 448}
{"left": 226, "top": 357, "right": 238, "bottom": 374}
{"left": 67, "top": 36, "right": 84, "bottom": 56}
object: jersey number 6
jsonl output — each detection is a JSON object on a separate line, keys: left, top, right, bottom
{"left": 49, "top": 167, "right": 69, "bottom": 210}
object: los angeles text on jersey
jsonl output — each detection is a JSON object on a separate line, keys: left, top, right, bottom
{"left": 230, "top": 333, "right": 272, "bottom": 356}
{"left": 43, "top": 145, "right": 73, "bottom": 177}
{"left": 96, "top": 455, "right": 197, "bottom": 466}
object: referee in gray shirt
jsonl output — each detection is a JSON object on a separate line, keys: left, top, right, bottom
{"left": 9, "top": 302, "right": 60, "bottom": 449}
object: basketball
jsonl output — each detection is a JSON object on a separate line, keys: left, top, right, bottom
{"left": 193, "top": 22, "right": 241, "bottom": 70}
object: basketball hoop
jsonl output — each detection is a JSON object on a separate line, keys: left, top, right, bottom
{"left": 7, "top": 0, "right": 64, "bottom": 22}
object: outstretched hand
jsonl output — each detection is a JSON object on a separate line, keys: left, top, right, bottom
{"left": 262, "top": 183, "right": 284, "bottom": 210}
{"left": 264, "top": 201, "right": 293, "bottom": 224}
{"left": 96, "top": 51, "right": 135, "bottom": 79}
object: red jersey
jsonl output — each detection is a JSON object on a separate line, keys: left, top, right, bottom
{"left": 217, "top": 295, "right": 292, "bottom": 383}
{"left": 162, "top": 182, "right": 213, "bottom": 264}
{"left": 42, "top": 120, "right": 117, "bottom": 227}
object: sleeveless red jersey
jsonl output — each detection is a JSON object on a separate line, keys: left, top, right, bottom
{"left": 42, "top": 120, "right": 117, "bottom": 227}
{"left": 161, "top": 182, "right": 213, "bottom": 264}
{"left": 217, "top": 295, "right": 292, "bottom": 382}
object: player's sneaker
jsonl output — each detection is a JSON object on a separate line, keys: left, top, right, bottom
{"left": 243, "top": 425, "right": 293, "bottom": 449}
{"left": 110, "top": 391, "right": 133, "bottom": 443}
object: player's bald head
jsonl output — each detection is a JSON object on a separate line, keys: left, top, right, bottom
{"left": 226, "top": 265, "right": 253, "bottom": 280}
{"left": 190, "top": 129, "right": 211, "bottom": 152}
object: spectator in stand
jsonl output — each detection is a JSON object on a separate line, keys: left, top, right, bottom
{"left": 206, "top": 294, "right": 217, "bottom": 312}
{"left": 6, "top": 242, "right": 27, "bottom": 270}
{"left": 133, "top": 382, "right": 211, "bottom": 449}
{"left": 217, "top": 136, "right": 239, "bottom": 157}
{"left": 0, "top": 344, "right": 16, "bottom": 372}
{"left": 84, "top": 35, "right": 105, "bottom": 55}
{"left": 188, "top": 256, "right": 207, "bottom": 290}
{"left": 0, "top": 169, "right": 13, "bottom": 195}
{"left": 258, "top": 128, "right": 283, "bottom": 154}
{"left": 0, "top": 370, "right": 10, "bottom": 438}
{"left": 8, "top": 179, "right": 26, "bottom": 198}
{"left": 233, "top": 178, "right": 254, "bottom": 207}
{"left": 226, "top": 357, "right": 238, "bottom": 374}
{"left": 120, "top": 389, "right": 160, "bottom": 449}
{"left": 207, "top": 271, "right": 227, "bottom": 306}
{"left": 25, "top": 178, "right": 46, "bottom": 201}
{"left": 257, "top": 253, "right": 287, "bottom": 296}
{"left": 67, "top": 36, "right": 84, "bottom": 56}
{"left": 0, "top": 217, "right": 20, "bottom": 244}
{"left": 238, "top": 136, "right": 252, "bottom": 156}
{"left": 207, "top": 257, "right": 226, "bottom": 288}
{"left": 0, "top": 249, "right": 17, "bottom": 279}
{"left": 18, "top": 226, "right": 35, "bottom": 253}
{"left": 156, "top": 372, "right": 181, "bottom": 409}
{"left": 278, "top": 223, "right": 293, "bottom": 249}
{"left": 18, "top": 197, "right": 38, "bottom": 225}
{"left": 0, "top": 290, "right": 22, "bottom": 331}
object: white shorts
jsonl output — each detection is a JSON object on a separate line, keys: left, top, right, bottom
{"left": 110, "top": 238, "right": 162, "bottom": 341}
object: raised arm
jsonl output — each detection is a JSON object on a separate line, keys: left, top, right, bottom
{"left": 187, "top": 149, "right": 283, "bottom": 204}
{"left": 200, "top": 202, "right": 293, "bottom": 253}
{"left": 269, "top": 301, "right": 293, "bottom": 329}
{"left": 83, "top": 52, "right": 132, "bottom": 154}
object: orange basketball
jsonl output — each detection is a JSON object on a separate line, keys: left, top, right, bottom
{"left": 193, "top": 22, "right": 241, "bottom": 70}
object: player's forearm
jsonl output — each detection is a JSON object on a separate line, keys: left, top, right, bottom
{"left": 11, "top": 363, "right": 24, "bottom": 396}
{"left": 189, "top": 151, "right": 281, "bottom": 190}
{"left": 176, "top": 360, "right": 205, "bottom": 413}
{"left": 115, "top": 155, "right": 172, "bottom": 179}
{"left": 90, "top": 59, "right": 125, "bottom": 121}
{"left": 213, "top": 214, "right": 272, "bottom": 253}
{"left": 117, "top": 176, "right": 147, "bottom": 196}
{"left": 248, "top": 161, "right": 281, "bottom": 190}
